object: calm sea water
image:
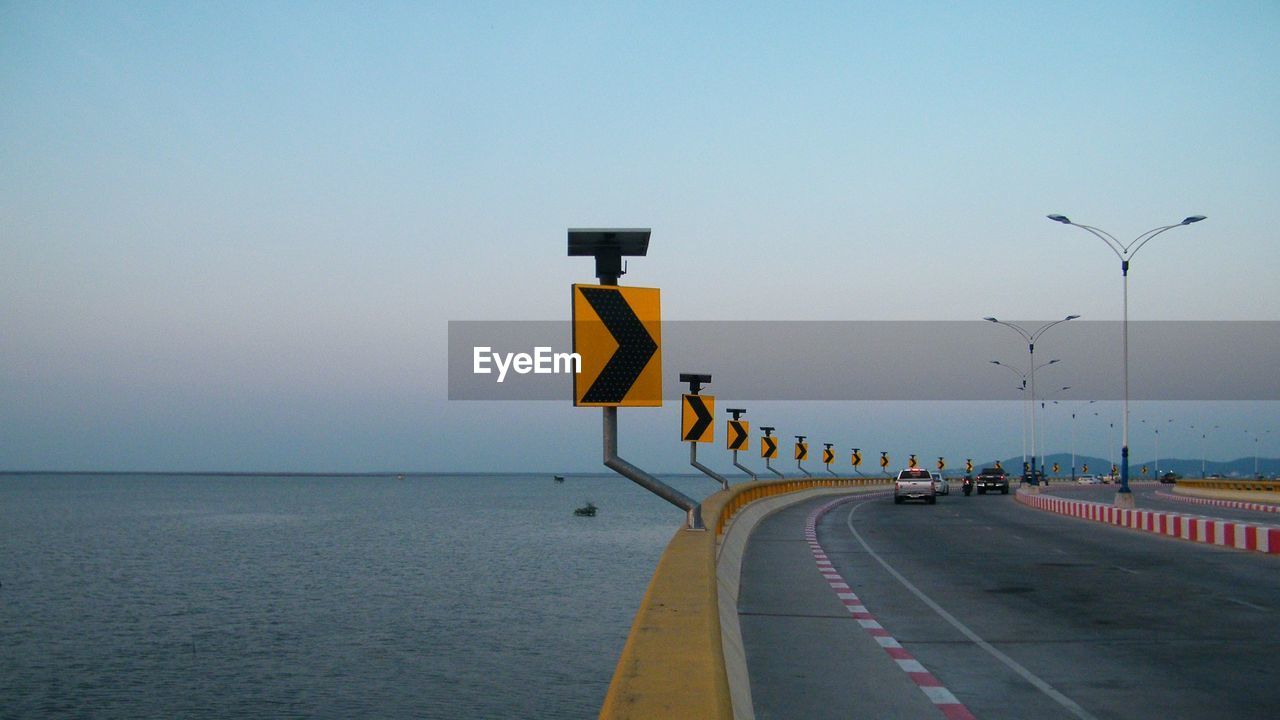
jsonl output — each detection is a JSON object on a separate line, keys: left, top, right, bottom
{"left": 0, "top": 473, "right": 719, "bottom": 719}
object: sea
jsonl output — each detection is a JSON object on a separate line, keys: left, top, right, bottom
{"left": 0, "top": 473, "right": 720, "bottom": 719}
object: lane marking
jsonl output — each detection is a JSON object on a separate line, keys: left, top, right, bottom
{"left": 1112, "top": 565, "right": 1140, "bottom": 575}
{"left": 832, "top": 496, "right": 1101, "bottom": 720}
{"left": 805, "top": 494, "right": 977, "bottom": 720}
{"left": 1226, "top": 597, "right": 1268, "bottom": 611}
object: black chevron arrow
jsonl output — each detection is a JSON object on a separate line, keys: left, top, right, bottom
{"left": 728, "top": 421, "right": 748, "bottom": 450}
{"left": 579, "top": 287, "right": 658, "bottom": 404}
{"left": 683, "top": 395, "right": 712, "bottom": 441}
{"left": 762, "top": 436, "right": 777, "bottom": 458}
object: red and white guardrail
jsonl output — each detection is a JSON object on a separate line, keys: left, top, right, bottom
{"left": 1017, "top": 489, "right": 1280, "bottom": 555}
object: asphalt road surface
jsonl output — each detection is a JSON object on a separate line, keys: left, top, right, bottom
{"left": 739, "top": 489, "right": 1280, "bottom": 719}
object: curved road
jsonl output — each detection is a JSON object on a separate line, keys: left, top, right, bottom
{"left": 739, "top": 489, "right": 1280, "bottom": 719}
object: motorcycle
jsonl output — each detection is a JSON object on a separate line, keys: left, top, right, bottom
{"left": 962, "top": 476, "right": 974, "bottom": 496}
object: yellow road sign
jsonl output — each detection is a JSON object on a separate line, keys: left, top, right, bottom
{"left": 727, "top": 420, "right": 749, "bottom": 451}
{"left": 909, "top": 454, "right": 918, "bottom": 469}
{"left": 680, "top": 394, "right": 714, "bottom": 443}
{"left": 1083, "top": 464, "right": 1089, "bottom": 474}
{"left": 852, "top": 449, "right": 862, "bottom": 467}
{"left": 795, "top": 442, "right": 808, "bottom": 461}
{"left": 966, "top": 459, "right": 973, "bottom": 474}
{"left": 880, "top": 452, "right": 890, "bottom": 469}
{"left": 1052, "top": 462, "right": 1060, "bottom": 474}
{"left": 1141, "top": 465, "right": 1148, "bottom": 476}
{"left": 823, "top": 447, "right": 835, "bottom": 464}
{"left": 761, "top": 435, "right": 778, "bottom": 459}
{"left": 571, "top": 284, "right": 661, "bottom": 407}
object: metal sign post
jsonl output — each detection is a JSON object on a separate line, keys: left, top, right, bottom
{"left": 727, "top": 408, "right": 756, "bottom": 480}
{"left": 761, "top": 426, "right": 784, "bottom": 478}
{"left": 570, "top": 229, "right": 703, "bottom": 530}
{"left": 795, "top": 435, "right": 812, "bottom": 477}
{"left": 681, "top": 373, "right": 728, "bottom": 490}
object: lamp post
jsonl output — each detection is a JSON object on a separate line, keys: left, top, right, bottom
{"left": 1196, "top": 424, "right": 1219, "bottom": 478}
{"left": 1068, "top": 401, "right": 1097, "bottom": 482}
{"left": 1041, "top": 387, "right": 1072, "bottom": 476}
{"left": 984, "top": 316, "right": 1079, "bottom": 486}
{"left": 991, "top": 358, "right": 1061, "bottom": 471}
{"left": 1048, "top": 214, "right": 1205, "bottom": 506}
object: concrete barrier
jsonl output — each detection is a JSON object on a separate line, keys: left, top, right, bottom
{"left": 599, "top": 477, "right": 891, "bottom": 720}
{"left": 1017, "top": 488, "right": 1280, "bottom": 555}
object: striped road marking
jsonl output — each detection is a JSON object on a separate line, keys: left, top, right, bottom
{"left": 805, "top": 494, "right": 977, "bottom": 720}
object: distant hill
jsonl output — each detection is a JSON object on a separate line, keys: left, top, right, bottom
{"left": 966, "top": 455, "right": 1278, "bottom": 479}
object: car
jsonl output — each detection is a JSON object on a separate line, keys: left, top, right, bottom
{"left": 975, "top": 467, "right": 1010, "bottom": 495}
{"left": 1159, "top": 471, "right": 1180, "bottom": 484}
{"left": 1076, "top": 474, "right": 1099, "bottom": 484}
{"left": 894, "top": 468, "right": 937, "bottom": 504}
{"left": 931, "top": 472, "right": 950, "bottom": 495}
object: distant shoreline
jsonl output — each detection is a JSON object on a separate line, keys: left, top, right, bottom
{"left": 0, "top": 470, "right": 713, "bottom": 479}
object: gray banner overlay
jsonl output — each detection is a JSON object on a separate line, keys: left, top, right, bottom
{"left": 448, "top": 321, "right": 1280, "bottom": 401}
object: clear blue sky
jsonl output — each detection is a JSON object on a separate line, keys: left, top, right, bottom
{"left": 3, "top": 1, "right": 1277, "bottom": 472}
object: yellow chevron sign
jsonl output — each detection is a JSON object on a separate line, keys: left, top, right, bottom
{"left": 571, "top": 284, "right": 661, "bottom": 407}
{"left": 880, "top": 452, "right": 890, "bottom": 469}
{"left": 1053, "top": 462, "right": 1060, "bottom": 474}
{"left": 937, "top": 457, "right": 945, "bottom": 471}
{"left": 795, "top": 442, "right": 808, "bottom": 461}
{"left": 823, "top": 447, "right": 835, "bottom": 464}
{"left": 852, "top": 449, "right": 862, "bottom": 467}
{"left": 909, "top": 454, "right": 918, "bottom": 469}
{"left": 727, "top": 420, "right": 749, "bottom": 451}
{"left": 680, "top": 394, "right": 714, "bottom": 443}
{"left": 761, "top": 435, "right": 778, "bottom": 459}
{"left": 966, "top": 459, "right": 973, "bottom": 474}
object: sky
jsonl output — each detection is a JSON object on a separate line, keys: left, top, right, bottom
{"left": 2, "top": 1, "right": 1278, "bottom": 474}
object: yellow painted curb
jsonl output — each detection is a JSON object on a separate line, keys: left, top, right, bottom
{"left": 599, "top": 477, "right": 891, "bottom": 720}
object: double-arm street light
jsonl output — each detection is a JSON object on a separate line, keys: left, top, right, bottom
{"left": 1048, "top": 214, "right": 1206, "bottom": 505}
{"left": 984, "top": 316, "right": 1079, "bottom": 486}
{"left": 1193, "top": 424, "right": 1219, "bottom": 478}
{"left": 991, "top": 358, "right": 1060, "bottom": 470}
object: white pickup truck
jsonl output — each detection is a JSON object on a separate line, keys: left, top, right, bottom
{"left": 894, "top": 468, "right": 937, "bottom": 505}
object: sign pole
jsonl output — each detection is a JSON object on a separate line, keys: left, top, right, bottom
{"left": 571, "top": 229, "right": 702, "bottom": 530}
{"left": 795, "top": 435, "right": 812, "bottom": 477}
{"left": 761, "top": 426, "right": 785, "bottom": 478}
{"left": 727, "top": 408, "right": 757, "bottom": 480}
{"left": 681, "top": 373, "right": 729, "bottom": 490}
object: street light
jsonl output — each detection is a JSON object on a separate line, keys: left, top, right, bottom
{"left": 984, "top": 316, "right": 1079, "bottom": 486}
{"left": 1195, "top": 424, "right": 1219, "bottom": 478}
{"left": 1042, "top": 388, "right": 1072, "bottom": 474}
{"left": 991, "top": 358, "right": 1060, "bottom": 469}
{"left": 1140, "top": 418, "right": 1174, "bottom": 478}
{"left": 1048, "top": 214, "right": 1205, "bottom": 506}
{"left": 1068, "top": 401, "right": 1097, "bottom": 482}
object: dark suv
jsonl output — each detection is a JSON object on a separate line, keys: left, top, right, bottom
{"left": 976, "top": 468, "right": 1010, "bottom": 495}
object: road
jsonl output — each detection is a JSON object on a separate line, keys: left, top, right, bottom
{"left": 738, "top": 488, "right": 1280, "bottom": 719}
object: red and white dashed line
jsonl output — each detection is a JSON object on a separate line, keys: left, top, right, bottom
{"left": 805, "top": 494, "right": 976, "bottom": 720}
{"left": 808, "top": 494, "right": 1101, "bottom": 720}
{"left": 1152, "top": 489, "right": 1280, "bottom": 515}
